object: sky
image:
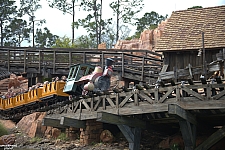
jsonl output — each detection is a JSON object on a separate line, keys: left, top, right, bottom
{"left": 19, "top": 0, "right": 225, "bottom": 46}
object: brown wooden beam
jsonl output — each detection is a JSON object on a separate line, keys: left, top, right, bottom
{"left": 96, "top": 112, "right": 146, "bottom": 129}
{"left": 195, "top": 126, "right": 225, "bottom": 150}
{"left": 168, "top": 104, "right": 197, "bottom": 150}
{"left": 180, "top": 120, "right": 197, "bottom": 150}
{"left": 118, "top": 125, "right": 141, "bottom": 150}
{"left": 168, "top": 104, "right": 197, "bottom": 125}
{"left": 60, "top": 116, "right": 86, "bottom": 128}
{"left": 42, "top": 117, "right": 67, "bottom": 128}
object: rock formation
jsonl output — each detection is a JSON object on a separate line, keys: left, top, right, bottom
{"left": 0, "top": 134, "right": 16, "bottom": 145}
{"left": 114, "top": 19, "right": 168, "bottom": 52}
{"left": 100, "top": 130, "right": 114, "bottom": 143}
{"left": 17, "top": 112, "right": 47, "bottom": 138}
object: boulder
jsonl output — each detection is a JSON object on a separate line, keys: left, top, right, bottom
{"left": 44, "top": 127, "right": 62, "bottom": 139}
{"left": 8, "top": 78, "right": 20, "bottom": 89}
{"left": 0, "top": 120, "right": 16, "bottom": 130}
{"left": 100, "top": 130, "right": 114, "bottom": 143}
{"left": 0, "top": 134, "right": 16, "bottom": 145}
{"left": 17, "top": 112, "right": 46, "bottom": 138}
{"left": 51, "top": 128, "right": 61, "bottom": 138}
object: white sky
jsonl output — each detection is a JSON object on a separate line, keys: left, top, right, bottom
{"left": 19, "top": 0, "right": 225, "bottom": 46}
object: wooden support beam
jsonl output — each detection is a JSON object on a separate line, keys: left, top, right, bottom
{"left": 168, "top": 104, "right": 197, "bottom": 150}
{"left": 168, "top": 104, "right": 197, "bottom": 125}
{"left": 195, "top": 126, "right": 225, "bottom": 150}
{"left": 60, "top": 116, "right": 86, "bottom": 128}
{"left": 179, "top": 120, "right": 196, "bottom": 150}
{"left": 118, "top": 125, "right": 141, "bottom": 150}
{"left": 42, "top": 117, "right": 67, "bottom": 128}
{"left": 215, "top": 77, "right": 224, "bottom": 91}
{"left": 96, "top": 112, "right": 146, "bottom": 129}
{"left": 188, "top": 79, "right": 198, "bottom": 93}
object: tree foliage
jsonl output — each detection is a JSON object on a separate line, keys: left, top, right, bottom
{"left": 52, "top": 35, "right": 95, "bottom": 48}
{"left": 0, "top": 0, "right": 17, "bottom": 46}
{"left": 48, "top": 0, "right": 78, "bottom": 15}
{"left": 74, "top": 35, "right": 95, "bottom": 48}
{"left": 74, "top": 0, "right": 112, "bottom": 48}
{"left": 188, "top": 6, "right": 203, "bottom": 9}
{"left": 47, "top": 0, "right": 80, "bottom": 43}
{"left": 35, "top": 27, "right": 59, "bottom": 47}
{"left": 0, "top": 0, "right": 56, "bottom": 47}
{"left": 134, "top": 11, "right": 167, "bottom": 36}
{"left": 109, "top": 0, "right": 144, "bottom": 41}
{"left": 4, "top": 18, "right": 31, "bottom": 47}
{"left": 101, "top": 23, "right": 131, "bottom": 49}
{"left": 52, "top": 36, "right": 75, "bottom": 48}
{"left": 18, "top": 0, "right": 45, "bottom": 27}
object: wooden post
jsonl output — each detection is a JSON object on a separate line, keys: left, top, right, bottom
{"left": 168, "top": 104, "right": 197, "bottom": 150}
{"left": 101, "top": 52, "right": 104, "bottom": 69}
{"left": 195, "top": 126, "right": 225, "bottom": 150}
{"left": 24, "top": 50, "right": 26, "bottom": 72}
{"left": 69, "top": 51, "right": 72, "bottom": 67}
{"left": 38, "top": 50, "right": 41, "bottom": 73}
{"left": 7, "top": 50, "right": 10, "bottom": 72}
{"left": 117, "top": 125, "right": 141, "bottom": 150}
{"left": 141, "top": 57, "right": 144, "bottom": 81}
{"left": 83, "top": 52, "right": 86, "bottom": 63}
{"left": 122, "top": 53, "right": 124, "bottom": 77}
{"left": 223, "top": 48, "right": 225, "bottom": 79}
{"left": 179, "top": 120, "right": 196, "bottom": 150}
{"left": 53, "top": 50, "right": 56, "bottom": 74}
{"left": 202, "top": 32, "right": 207, "bottom": 79}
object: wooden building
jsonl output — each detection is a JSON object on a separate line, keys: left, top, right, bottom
{"left": 156, "top": 5, "right": 225, "bottom": 80}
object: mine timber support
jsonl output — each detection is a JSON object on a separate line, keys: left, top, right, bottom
{"left": 42, "top": 80, "right": 225, "bottom": 150}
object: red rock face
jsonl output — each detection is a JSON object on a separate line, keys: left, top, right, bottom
{"left": 8, "top": 78, "right": 20, "bottom": 89}
{"left": 0, "top": 120, "right": 16, "bottom": 130}
{"left": 17, "top": 112, "right": 47, "bottom": 138}
{"left": 114, "top": 19, "right": 168, "bottom": 54}
{"left": 0, "top": 134, "right": 16, "bottom": 145}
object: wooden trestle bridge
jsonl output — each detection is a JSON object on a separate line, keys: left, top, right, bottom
{"left": 0, "top": 47, "right": 162, "bottom": 86}
{"left": 1, "top": 47, "right": 225, "bottom": 150}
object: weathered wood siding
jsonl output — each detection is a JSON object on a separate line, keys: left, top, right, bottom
{"left": 163, "top": 49, "right": 221, "bottom": 80}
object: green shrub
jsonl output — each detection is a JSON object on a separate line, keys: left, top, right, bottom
{"left": 0, "top": 123, "right": 8, "bottom": 136}
{"left": 170, "top": 143, "right": 181, "bottom": 150}
{"left": 29, "top": 137, "right": 42, "bottom": 143}
{"left": 57, "top": 133, "right": 69, "bottom": 141}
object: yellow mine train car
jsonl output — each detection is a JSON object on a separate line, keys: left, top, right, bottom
{"left": 0, "top": 81, "right": 69, "bottom": 111}
{"left": 0, "top": 98, "right": 5, "bottom": 110}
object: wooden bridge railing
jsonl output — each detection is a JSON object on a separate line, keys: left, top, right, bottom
{"left": 44, "top": 79, "right": 225, "bottom": 121}
{"left": 0, "top": 47, "right": 162, "bottom": 82}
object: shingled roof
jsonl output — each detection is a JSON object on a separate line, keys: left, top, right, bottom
{"left": 155, "top": 5, "right": 225, "bottom": 51}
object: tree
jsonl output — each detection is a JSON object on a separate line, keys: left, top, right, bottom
{"left": 188, "top": 6, "right": 203, "bottom": 9}
{"left": 52, "top": 35, "right": 95, "bottom": 48}
{"left": 74, "top": 35, "right": 95, "bottom": 48}
{"left": 52, "top": 36, "right": 75, "bottom": 48}
{"left": 48, "top": 0, "right": 80, "bottom": 44}
{"left": 74, "top": 0, "right": 112, "bottom": 48}
{"left": 0, "top": 0, "right": 17, "bottom": 46}
{"left": 35, "top": 27, "right": 59, "bottom": 47}
{"left": 109, "top": 0, "right": 144, "bottom": 42}
{"left": 19, "top": 0, "right": 45, "bottom": 47}
{"left": 4, "top": 18, "right": 31, "bottom": 47}
{"left": 101, "top": 23, "right": 131, "bottom": 49}
{"left": 134, "top": 11, "right": 167, "bottom": 37}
